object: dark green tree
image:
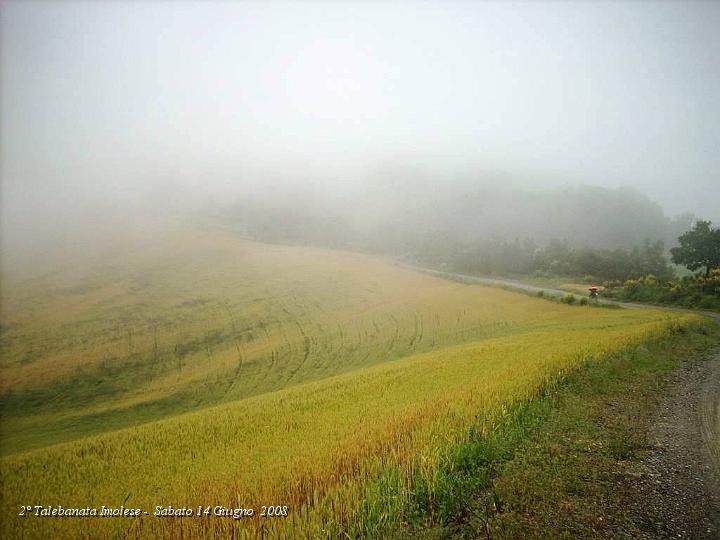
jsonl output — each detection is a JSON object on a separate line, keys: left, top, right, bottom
{"left": 670, "top": 220, "right": 720, "bottom": 276}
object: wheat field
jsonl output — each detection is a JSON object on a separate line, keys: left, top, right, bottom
{"left": 0, "top": 231, "right": 700, "bottom": 538}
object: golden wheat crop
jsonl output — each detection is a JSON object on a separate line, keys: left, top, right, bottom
{"left": 0, "top": 232, "right": 702, "bottom": 538}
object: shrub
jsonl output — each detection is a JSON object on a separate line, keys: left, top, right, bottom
{"left": 608, "top": 270, "right": 720, "bottom": 310}
{"left": 699, "top": 297, "right": 715, "bottom": 309}
{"left": 642, "top": 274, "right": 658, "bottom": 285}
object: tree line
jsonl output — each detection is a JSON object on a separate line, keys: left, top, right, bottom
{"left": 420, "top": 220, "right": 719, "bottom": 284}
{"left": 423, "top": 238, "right": 673, "bottom": 281}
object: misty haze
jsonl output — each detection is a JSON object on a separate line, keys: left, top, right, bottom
{"left": 1, "top": 1, "right": 719, "bottom": 539}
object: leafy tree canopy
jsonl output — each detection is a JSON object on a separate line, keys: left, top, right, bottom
{"left": 670, "top": 220, "right": 720, "bottom": 276}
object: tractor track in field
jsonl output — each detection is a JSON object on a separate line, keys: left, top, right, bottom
{"left": 284, "top": 321, "right": 312, "bottom": 384}
{"left": 404, "top": 264, "right": 720, "bottom": 539}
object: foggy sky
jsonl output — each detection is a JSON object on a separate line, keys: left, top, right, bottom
{"left": 2, "top": 0, "right": 720, "bottom": 241}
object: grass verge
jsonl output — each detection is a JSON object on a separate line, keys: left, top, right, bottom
{"left": 398, "top": 317, "right": 719, "bottom": 539}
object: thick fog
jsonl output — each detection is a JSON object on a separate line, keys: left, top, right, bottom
{"left": 2, "top": 1, "right": 720, "bottom": 273}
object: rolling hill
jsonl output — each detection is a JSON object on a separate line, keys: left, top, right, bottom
{"left": 0, "top": 229, "right": 701, "bottom": 538}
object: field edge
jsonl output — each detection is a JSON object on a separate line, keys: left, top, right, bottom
{"left": 394, "top": 316, "right": 720, "bottom": 539}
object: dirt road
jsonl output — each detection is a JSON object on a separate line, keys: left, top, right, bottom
{"left": 410, "top": 266, "right": 706, "bottom": 314}
{"left": 629, "top": 349, "right": 720, "bottom": 538}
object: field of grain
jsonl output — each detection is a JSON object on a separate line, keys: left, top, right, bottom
{"left": 0, "top": 230, "right": 603, "bottom": 455}
{"left": 0, "top": 231, "right": 701, "bottom": 538}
